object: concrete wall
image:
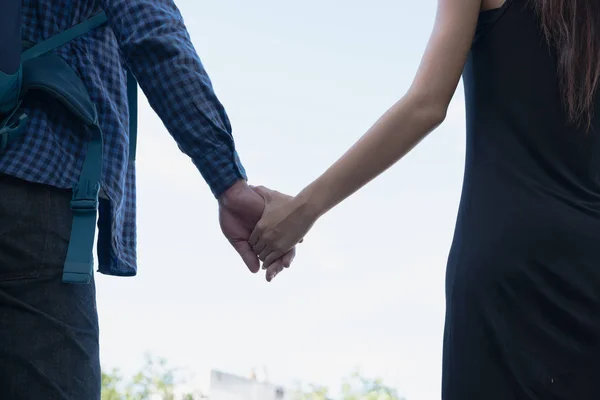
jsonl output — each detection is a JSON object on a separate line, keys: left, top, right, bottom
{"left": 209, "top": 370, "right": 290, "bottom": 400}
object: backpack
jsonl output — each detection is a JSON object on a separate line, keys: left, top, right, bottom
{"left": 0, "top": 2, "right": 138, "bottom": 284}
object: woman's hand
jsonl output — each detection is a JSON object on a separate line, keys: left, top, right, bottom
{"left": 249, "top": 186, "right": 319, "bottom": 281}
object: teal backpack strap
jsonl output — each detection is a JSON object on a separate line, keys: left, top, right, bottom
{"left": 0, "top": 113, "right": 27, "bottom": 150}
{"left": 1, "top": 12, "right": 108, "bottom": 152}
{"left": 63, "top": 122, "right": 103, "bottom": 283}
{"left": 0, "top": 68, "right": 22, "bottom": 115}
{"left": 1, "top": 10, "right": 137, "bottom": 284}
{"left": 20, "top": 52, "right": 104, "bottom": 284}
{"left": 21, "top": 12, "right": 108, "bottom": 63}
{"left": 21, "top": 54, "right": 99, "bottom": 124}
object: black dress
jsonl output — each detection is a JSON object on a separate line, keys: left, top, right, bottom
{"left": 442, "top": 1, "right": 600, "bottom": 399}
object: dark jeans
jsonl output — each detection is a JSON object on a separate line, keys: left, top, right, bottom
{"left": 0, "top": 174, "right": 100, "bottom": 399}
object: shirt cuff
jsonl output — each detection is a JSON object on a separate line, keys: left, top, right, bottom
{"left": 192, "top": 143, "right": 247, "bottom": 198}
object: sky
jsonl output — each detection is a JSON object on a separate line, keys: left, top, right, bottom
{"left": 96, "top": 1, "right": 469, "bottom": 399}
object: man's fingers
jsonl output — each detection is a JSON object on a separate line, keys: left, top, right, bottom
{"left": 262, "top": 248, "right": 295, "bottom": 270}
{"left": 281, "top": 248, "right": 295, "bottom": 268}
{"left": 262, "top": 251, "right": 279, "bottom": 270}
{"left": 266, "top": 261, "right": 285, "bottom": 282}
{"left": 231, "top": 240, "right": 260, "bottom": 273}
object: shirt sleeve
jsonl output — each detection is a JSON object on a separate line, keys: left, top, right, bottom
{"left": 98, "top": 0, "right": 247, "bottom": 197}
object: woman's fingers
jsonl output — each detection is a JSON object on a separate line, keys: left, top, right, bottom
{"left": 252, "top": 225, "right": 276, "bottom": 260}
{"left": 252, "top": 239, "right": 267, "bottom": 256}
{"left": 248, "top": 223, "right": 262, "bottom": 247}
{"left": 258, "top": 246, "right": 271, "bottom": 261}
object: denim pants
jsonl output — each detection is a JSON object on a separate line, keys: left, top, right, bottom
{"left": 0, "top": 174, "right": 100, "bottom": 399}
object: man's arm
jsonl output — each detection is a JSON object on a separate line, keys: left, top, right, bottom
{"left": 99, "top": 0, "right": 297, "bottom": 277}
{"left": 99, "top": 0, "right": 245, "bottom": 197}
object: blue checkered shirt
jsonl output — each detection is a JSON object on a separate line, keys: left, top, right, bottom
{"left": 0, "top": 0, "right": 247, "bottom": 276}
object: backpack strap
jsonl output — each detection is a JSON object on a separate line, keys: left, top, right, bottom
{"left": 63, "top": 122, "right": 103, "bottom": 283}
{"left": 55, "top": 9, "right": 104, "bottom": 282}
{"left": 0, "top": 68, "right": 21, "bottom": 115}
{"left": 20, "top": 53, "right": 104, "bottom": 283}
{"left": 21, "top": 12, "right": 108, "bottom": 63}
{"left": 21, "top": 54, "right": 99, "bottom": 125}
{"left": 0, "top": 113, "right": 27, "bottom": 150}
{"left": 0, "top": 11, "right": 139, "bottom": 284}
{"left": 1, "top": 13, "right": 109, "bottom": 151}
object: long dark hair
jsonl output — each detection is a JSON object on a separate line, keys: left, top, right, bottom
{"left": 534, "top": 0, "right": 600, "bottom": 129}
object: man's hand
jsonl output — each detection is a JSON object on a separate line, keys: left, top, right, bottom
{"left": 219, "top": 180, "right": 295, "bottom": 279}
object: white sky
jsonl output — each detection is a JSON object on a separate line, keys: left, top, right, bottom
{"left": 96, "top": 1, "right": 468, "bottom": 399}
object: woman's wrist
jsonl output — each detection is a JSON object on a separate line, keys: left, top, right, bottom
{"left": 295, "top": 181, "right": 330, "bottom": 221}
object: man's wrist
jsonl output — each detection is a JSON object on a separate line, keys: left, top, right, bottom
{"left": 192, "top": 144, "right": 247, "bottom": 198}
{"left": 218, "top": 179, "right": 248, "bottom": 206}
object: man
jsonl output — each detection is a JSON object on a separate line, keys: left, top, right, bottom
{"left": 0, "top": 1, "right": 294, "bottom": 398}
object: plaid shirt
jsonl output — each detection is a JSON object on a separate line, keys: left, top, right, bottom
{"left": 0, "top": 0, "right": 247, "bottom": 276}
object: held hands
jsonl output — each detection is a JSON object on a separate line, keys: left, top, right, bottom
{"left": 249, "top": 186, "right": 320, "bottom": 281}
{"left": 219, "top": 181, "right": 296, "bottom": 277}
{"left": 219, "top": 180, "right": 318, "bottom": 282}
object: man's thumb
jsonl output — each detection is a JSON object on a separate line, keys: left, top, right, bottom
{"left": 250, "top": 185, "right": 272, "bottom": 202}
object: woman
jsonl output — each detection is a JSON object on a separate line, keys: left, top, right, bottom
{"left": 250, "top": 0, "right": 600, "bottom": 398}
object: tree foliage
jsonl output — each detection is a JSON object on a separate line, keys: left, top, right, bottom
{"left": 101, "top": 354, "right": 205, "bottom": 400}
{"left": 102, "top": 355, "right": 403, "bottom": 400}
{"left": 294, "top": 370, "right": 405, "bottom": 400}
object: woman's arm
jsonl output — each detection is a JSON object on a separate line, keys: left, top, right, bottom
{"left": 250, "top": 0, "right": 483, "bottom": 276}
